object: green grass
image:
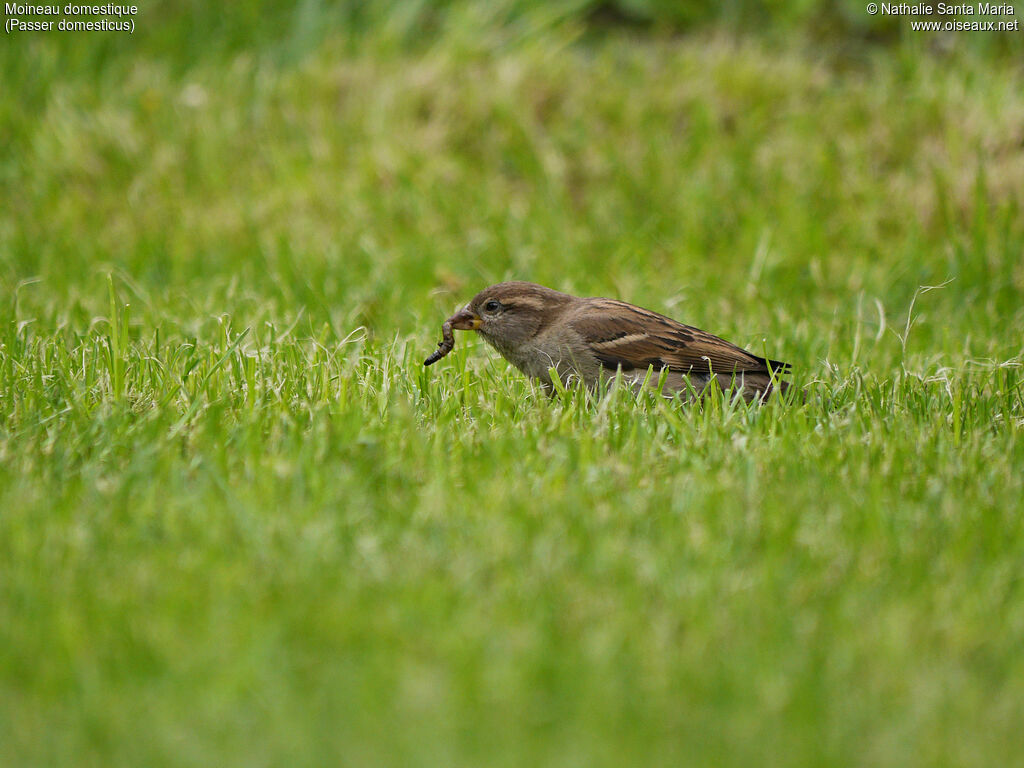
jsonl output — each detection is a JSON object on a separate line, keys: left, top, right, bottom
{"left": 2, "top": 3, "right": 1024, "bottom": 766}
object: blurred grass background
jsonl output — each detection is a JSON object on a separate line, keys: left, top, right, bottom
{"left": 2, "top": 1, "right": 1024, "bottom": 766}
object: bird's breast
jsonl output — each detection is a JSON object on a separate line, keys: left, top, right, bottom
{"left": 482, "top": 328, "right": 598, "bottom": 387}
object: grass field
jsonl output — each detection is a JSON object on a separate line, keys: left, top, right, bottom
{"left": 2, "top": 2, "right": 1024, "bottom": 766}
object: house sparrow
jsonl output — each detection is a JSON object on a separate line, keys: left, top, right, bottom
{"left": 425, "top": 281, "right": 793, "bottom": 402}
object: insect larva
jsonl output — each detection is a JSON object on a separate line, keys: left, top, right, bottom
{"left": 423, "top": 319, "right": 455, "bottom": 366}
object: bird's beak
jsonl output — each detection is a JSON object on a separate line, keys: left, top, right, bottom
{"left": 447, "top": 306, "right": 481, "bottom": 330}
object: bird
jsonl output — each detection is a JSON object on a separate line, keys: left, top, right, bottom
{"left": 425, "top": 281, "right": 794, "bottom": 402}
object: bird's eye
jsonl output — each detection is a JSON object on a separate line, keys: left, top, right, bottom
{"left": 483, "top": 299, "right": 501, "bottom": 313}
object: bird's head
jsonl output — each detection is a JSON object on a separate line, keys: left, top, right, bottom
{"left": 446, "top": 282, "right": 575, "bottom": 349}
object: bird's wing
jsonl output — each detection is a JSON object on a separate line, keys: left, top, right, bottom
{"left": 569, "top": 298, "right": 789, "bottom": 375}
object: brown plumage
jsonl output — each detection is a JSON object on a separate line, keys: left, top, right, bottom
{"left": 426, "top": 281, "right": 793, "bottom": 402}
